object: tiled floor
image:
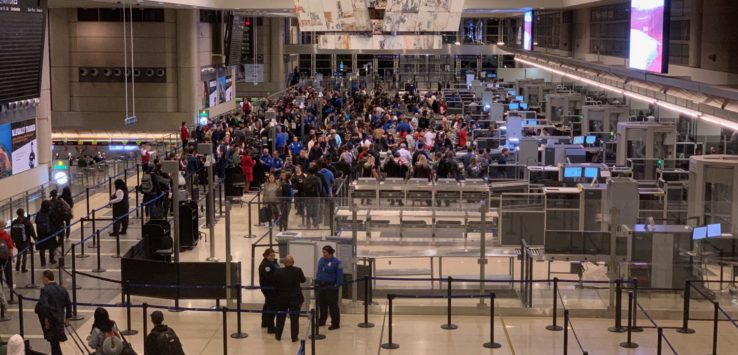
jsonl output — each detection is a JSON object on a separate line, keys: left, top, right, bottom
{"left": 2, "top": 187, "right": 737, "bottom": 354}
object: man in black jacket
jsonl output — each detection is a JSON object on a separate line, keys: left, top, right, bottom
{"left": 11, "top": 208, "right": 35, "bottom": 272}
{"left": 145, "top": 310, "right": 185, "bottom": 355}
{"left": 273, "top": 255, "right": 306, "bottom": 342}
{"left": 35, "top": 270, "right": 71, "bottom": 355}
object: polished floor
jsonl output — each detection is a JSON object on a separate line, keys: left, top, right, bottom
{"left": 1, "top": 184, "right": 736, "bottom": 354}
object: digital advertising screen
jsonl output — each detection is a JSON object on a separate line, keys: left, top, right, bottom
{"left": 11, "top": 119, "right": 37, "bottom": 175}
{"left": 0, "top": 123, "right": 11, "bottom": 179}
{"left": 628, "top": 0, "right": 670, "bottom": 73}
{"left": 208, "top": 80, "right": 218, "bottom": 107}
{"left": 218, "top": 76, "right": 233, "bottom": 103}
{"left": 523, "top": 11, "right": 533, "bottom": 51}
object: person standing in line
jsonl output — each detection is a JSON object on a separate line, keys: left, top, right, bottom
{"left": 48, "top": 190, "right": 71, "bottom": 246}
{"left": 35, "top": 270, "right": 71, "bottom": 355}
{"left": 35, "top": 200, "right": 57, "bottom": 266}
{"left": 259, "top": 248, "right": 279, "bottom": 333}
{"left": 240, "top": 150, "right": 255, "bottom": 193}
{"left": 0, "top": 220, "right": 15, "bottom": 290}
{"left": 315, "top": 245, "right": 343, "bottom": 330}
{"left": 273, "top": 255, "right": 306, "bottom": 342}
{"left": 86, "top": 307, "right": 122, "bottom": 355}
{"left": 179, "top": 121, "right": 190, "bottom": 148}
{"left": 278, "top": 172, "right": 293, "bottom": 231}
{"left": 60, "top": 187, "right": 74, "bottom": 240}
{"left": 145, "top": 310, "right": 185, "bottom": 355}
{"left": 109, "top": 179, "right": 129, "bottom": 236}
{"left": 11, "top": 208, "right": 35, "bottom": 273}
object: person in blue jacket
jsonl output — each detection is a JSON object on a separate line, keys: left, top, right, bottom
{"left": 315, "top": 245, "right": 343, "bottom": 330}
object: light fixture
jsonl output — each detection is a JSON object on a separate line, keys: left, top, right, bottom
{"left": 497, "top": 41, "right": 505, "bottom": 46}
{"left": 454, "top": 41, "right": 461, "bottom": 45}
{"left": 514, "top": 57, "right": 738, "bottom": 131}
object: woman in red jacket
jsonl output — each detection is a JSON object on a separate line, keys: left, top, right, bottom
{"left": 241, "top": 152, "right": 256, "bottom": 193}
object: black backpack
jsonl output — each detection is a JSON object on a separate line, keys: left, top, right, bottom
{"left": 156, "top": 327, "right": 184, "bottom": 355}
{"left": 11, "top": 220, "right": 26, "bottom": 244}
{"left": 302, "top": 175, "right": 322, "bottom": 197}
{"left": 35, "top": 212, "right": 51, "bottom": 237}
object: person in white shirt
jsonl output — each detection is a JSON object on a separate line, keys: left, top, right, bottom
{"left": 397, "top": 143, "right": 412, "bottom": 165}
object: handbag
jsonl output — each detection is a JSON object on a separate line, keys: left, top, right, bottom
{"left": 115, "top": 325, "right": 138, "bottom": 355}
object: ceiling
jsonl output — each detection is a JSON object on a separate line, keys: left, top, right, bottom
{"left": 48, "top": 0, "right": 609, "bottom": 11}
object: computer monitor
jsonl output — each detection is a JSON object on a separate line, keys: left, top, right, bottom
{"left": 526, "top": 119, "right": 537, "bottom": 126}
{"left": 515, "top": 95, "right": 524, "bottom": 101}
{"left": 509, "top": 102, "right": 520, "bottom": 110}
{"left": 707, "top": 224, "right": 721, "bottom": 237}
{"left": 584, "top": 167, "right": 599, "bottom": 179}
{"left": 507, "top": 89, "right": 516, "bottom": 96}
{"left": 585, "top": 135, "right": 597, "bottom": 145}
{"left": 520, "top": 103, "right": 529, "bottom": 110}
{"left": 693, "top": 226, "right": 707, "bottom": 240}
{"left": 572, "top": 136, "right": 584, "bottom": 145}
{"left": 563, "top": 167, "right": 582, "bottom": 179}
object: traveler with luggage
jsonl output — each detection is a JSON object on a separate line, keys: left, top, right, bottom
{"left": 35, "top": 201, "right": 58, "bottom": 267}
{"left": 0, "top": 220, "right": 15, "bottom": 290}
{"left": 60, "top": 187, "right": 74, "bottom": 240}
{"left": 144, "top": 311, "right": 184, "bottom": 355}
{"left": 49, "top": 190, "right": 72, "bottom": 245}
{"left": 86, "top": 307, "right": 123, "bottom": 355}
{"left": 11, "top": 208, "right": 35, "bottom": 272}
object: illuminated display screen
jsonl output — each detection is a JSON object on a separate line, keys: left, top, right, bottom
{"left": 509, "top": 102, "right": 520, "bottom": 110}
{"left": 585, "top": 136, "right": 597, "bottom": 145}
{"left": 572, "top": 136, "right": 584, "bottom": 145}
{"left": 584, "top": 167, "right": 599, "bottom": 178}
{"left": 520, "top": 103, "right": 529, "bottom": 110}
{"left": 523, "top": 11, "right": 533, "bottom": 51}
{"left": 563, "top": 167, "right": 582, "bottom": 179}
{"left": 628, "top": 0, "right": 670, "bottom": 73}
{"left": 707, "top": 224, "right": 721, "bottom": 238}
{"left": 692, "top": 226, "right": 707, "bottom": 240}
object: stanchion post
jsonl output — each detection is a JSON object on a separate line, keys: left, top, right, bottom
{"left": 483, "top": 293, "right": 501, "bottom": 349}
{"left": 619, "top": 292, "right": 638, "bottom": 349}
{"left": 440, "top": 276, "right": 457, "bottom": 330}
{"left": 563, "top": 309, "right": 569, "bottom": 355}
{"left": 78, "top": 218, "right": 89, "bottom": 258}
{"left": 25, "top": 244, "right": 38, "bottom": 288}
{"left": 546, "top": 277, "right": 563, "bottom": 331}
{"left": 357, "top": 276, "right": 374, "bottom": 328}
{"left": 657, "top": 327, "right": 663, "bottom": 355}
{"left": 86, "top": 187, "right": 90, "bottom": 217}
{"left": 120, "top": 281, "right": 138, "bottom": 336}
{"left": 108, "top": 176, "right": 112, "bottom": 196}
{"left": 222, "top": 307, "right": 228, "bottom": 355}
{"left": 70, "top": 245, "right": 84, "bottom": 321}
{"left": 113, "top": 230, "right": 121, "bottom": 258}
{"left": 7, "top": 261, "right": 15, "bottom": 304}
{"left": 608, "top": 279, "right": 625, "bottom": 333}
{"left": 310, "top": 309, "right": 317, "bottom": 355}
{"left": 380, "top": 294, "right": 399, "bottom": 350}
{"left": 142, "top": 303, "right": 148, "bottom": 344}
{"left": 230, "top": 286, "right": 248, "bottom": 339}
{"left": 310, "top": 287, "right": 326, "bottom": 341}
{"left": 17, "top": 295, "right": 23, "bottom": 338}
{"left": 58, "top": 237, "right": 64, "bottom": 286}
{"left": 677, "top": 280, "right": 695, "bottom": 334}
{"left": 630, "top": 278, "right": 643, "bottom": 332}
{"left": 712, "top": 302, "right": 719, "bottom": 355}
{"left": 92, "top": 230, "right": 105, "bottom": 273}
{"left": 89, "top": 209, "right": 97, "bottom": 249}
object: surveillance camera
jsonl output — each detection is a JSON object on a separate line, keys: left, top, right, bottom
{"left": 103, "top": 68, "right": 112, "bottom": 77}
{"left": 145, "top": 68, "right": 155, "bottom": 77}
{"left": 79, "top": 68, "right": 88, "bottom": 77}
{"left": 90, "top": 68, "right": 99, "bottom": 76}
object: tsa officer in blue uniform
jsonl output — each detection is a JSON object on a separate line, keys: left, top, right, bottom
{"left": 315, "top": 245, "right": 343, "bottom": 329}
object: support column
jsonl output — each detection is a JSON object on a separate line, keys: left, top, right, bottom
{"left": 689, "top": 0, "right": 703, "bottom": 68}
{"left": 176, "top": 9, "right": 200, "bottom": 125}
{"left": 270, "top": 18, "right": 286, "bottom": 88}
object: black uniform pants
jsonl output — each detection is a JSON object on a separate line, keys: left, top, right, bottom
{"left": 275, "top": 300, "right": 302, "bottom": 341}
{"left": 317, "top": 285, "right": 340, "bottom": 326}
{"left": 113, "top": 214, "right": 129, "bottom": 235}
{"left": 261, "top": 290, "right": 277, "bottom": 330}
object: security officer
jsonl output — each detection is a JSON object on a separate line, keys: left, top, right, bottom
{"left": 259, "top": 248, "right": 279, "bottom": 333}
{"left": 273, "top": 255, "right": 306, "bottom": 342}
{"left": 315, "top": 245, "right": 343, "bottom": 330}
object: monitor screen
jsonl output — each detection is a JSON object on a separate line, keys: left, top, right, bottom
{"left": 526, "top": 119, "right": 537, "bottom": 126}
{"left": 692, "top": 226, "right": 707, "bottom": 240}
{"left": 585, "top": 135, "right": 597, "bottom": 145}
{"left": 572, "top": 136, "right": 584, "bottom": 145}
{"left": 509, "top": 102, "right": 520, "bottom": 110}
{"left": 508, "top": 89, "right": 516, "bottom": 96}
{"left": 563, "top": 167, "right": 582, "bottom": 179}
{"left": 520, "top": 103, "right": 529, "bottom": 110}
{"left": 515, "top": 95, "right": 524, "bottom": 101}
{"left": 523, "top": 11, "right": 534, "bottom": 51}
{"left": 584, "top": 167, "right": 599, "bottom": 178}
{"left": 707, "top": 224, "right": 721, "bottom": 237}
{"left": 628, "top": 0, "right": 670, "bottom": 73}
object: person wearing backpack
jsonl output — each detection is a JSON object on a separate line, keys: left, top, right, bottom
{"left": 139, "top": 167, "right": 160, "bottom": 217}
{"left": 302, "top": 168, "right": 323, "bottom": 229}
{"left": 60, "top": 187, "right": 74, "bottom": 240}
{"left": 87, "top": 307, "right": 123, "bottom": 355}
{"left": 144, "top": 311, "right": 184, "bottom": 355}
{"left": 35, "top": 200, "right": 58, "bottom": 267}
{"left": 48, "top": 190, "right": 72, "bottom": 245}
{"left": 277, "top": 172, "right": 293, "bottom": 231}
{"left": 109, "top": 179, "right": 129, "bottom": 237}
{"left": 11, "top": 208, "right": 35, "bottom": 273}
{"left": 0, "top": 220, "right": 15, "bottom": 290}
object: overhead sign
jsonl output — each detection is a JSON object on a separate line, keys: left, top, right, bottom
{"left": 243, "top": 64, "right": 264, "bottom": 83}
{"left": 124, "top": 115, "right": 137, "bottom": 126}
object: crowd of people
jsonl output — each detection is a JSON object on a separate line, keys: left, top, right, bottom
{"left": 167, "top": 82, "right": 510, "bottom": 229}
